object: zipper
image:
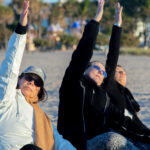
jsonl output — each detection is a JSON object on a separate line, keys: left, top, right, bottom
{"left": 103, "top": 93, "right": 110, "bottom": 125}
{"left": 16, "top": 91, "right": 20, "bottom": 117}
{"left": 80, "top": 81, "right": 86, "bottom": 133}
{"left": 91, "top": 89, "right": 95, "bottom": 104}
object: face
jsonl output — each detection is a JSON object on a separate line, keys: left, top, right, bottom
{"left": 85, "top": 62, "right": 106, "bottom": 86}
{"left": 115, "top": 66, "right": 127, "bottom": 86}
{"left": 18, "top": 74, "right": 41, "bottom": 103}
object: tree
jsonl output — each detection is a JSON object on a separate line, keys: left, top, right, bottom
{"left": 49, "top": 2, "right": 66, "bottom": 28}
{"left": 120, "top": 0, "right": 150, "bottom": 47}
{"left": 12, "top": 0, "right": 46, "bottom": 38}
{"left": 0, "top": 5, "right": 14, "bottom": 49}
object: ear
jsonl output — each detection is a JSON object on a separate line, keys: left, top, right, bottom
{"left": 84, "top": 68, "right": 89, "bottom": 76}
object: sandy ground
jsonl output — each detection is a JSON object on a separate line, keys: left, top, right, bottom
{"left": 0, "top": 50, "right": 150, "bottom": 128}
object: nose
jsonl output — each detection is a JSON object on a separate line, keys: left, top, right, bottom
{"left": 98, "top": 70, "right": 103, "bottom": 75}
{"left": 28, "top": 80, "right": 35, "bottom": 86}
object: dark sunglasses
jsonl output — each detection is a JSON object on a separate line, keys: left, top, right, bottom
{"left": 93, "top": 65, "right": 107, "bottom": 78}
{"left": 24, "top": 74, "right": 43, "bottom": 87}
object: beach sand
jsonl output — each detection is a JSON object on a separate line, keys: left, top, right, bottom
{"left": 0, "top": 50, "right": 150, "bottom": 128}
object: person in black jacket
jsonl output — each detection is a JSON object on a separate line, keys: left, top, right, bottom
{"left": 58, "top": 1, "right": 105, "bottom": 149}
{"left": 107, "top": 64, "right": 150, "bottom": 149}
{"left": 57, "top": 1, "right": 137, "bottom": 150}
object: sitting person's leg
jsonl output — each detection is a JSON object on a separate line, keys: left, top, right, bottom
{"left": 20, "top": 144, "right": 43, "bottom": 150}
{"left": 87, "top": 132, "right": 139, "bottom": 150}
{"left": 129, "top": 140, "right": 150, "bottom": 150}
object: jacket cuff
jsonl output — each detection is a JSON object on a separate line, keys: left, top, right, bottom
{"left": 113, "top": 25, "right": 122, "bottom": 30}
{"left": 15, "top": 23, "right": 28, "bottom": 34}
{"left": 91, "top": 19, "right": 100, "bottom": 25}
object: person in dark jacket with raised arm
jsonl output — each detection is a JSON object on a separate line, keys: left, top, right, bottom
{"left": 58, "top": 1, "right": 105, "bottom": 149}
{"left": 105, "top": 64, "right": 150, "bottom": 150}
{"left": 57, "top": 1, "right": 138, "bottom": 150}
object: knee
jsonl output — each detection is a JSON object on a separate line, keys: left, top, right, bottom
{"left": 87, "top": 132, "right": 138, "bottom": 150}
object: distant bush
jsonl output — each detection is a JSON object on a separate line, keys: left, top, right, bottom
{"left": 121, "top": 33, "right": 139, "bottom": 47}
{"left": 120, "top": 47, "right": 150, "bottom": 55}
{"left": 58, "top": 33, "right": 79, "bottom": 48}
{"left": 33, "top": 38, "right": 54, "bottom": 49}
{"left": 96, "top": 33, "right": 109, "bottom": 46}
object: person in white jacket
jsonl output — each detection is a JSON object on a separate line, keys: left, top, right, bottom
{"left": 0, "top": 1, "right": 76, "bottom": 150}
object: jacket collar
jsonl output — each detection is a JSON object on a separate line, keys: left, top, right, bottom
{"left": 82, "top": 75, "right": 99, "bottom": 89}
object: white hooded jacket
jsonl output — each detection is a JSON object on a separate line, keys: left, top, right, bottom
{"left": 0, "top": 32, "right": 76, "bottom": 150}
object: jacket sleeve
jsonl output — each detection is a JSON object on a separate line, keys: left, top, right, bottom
{"left": 103, "top": 26, "right": 126, "bottom": 111}
{"left": 61, "top": 20, "right": 99, "bottom": 85}
{"left": 58, "top": 20, "right": 99, "bottom": 150}
{"left": 0, "top": 23, "right": 27, "bottom": 102}
{"left": 104, "top": 25, "right": 122, "bottom": 86}
{"left": 53, "top": 124, "right": 77, "bottom": 150}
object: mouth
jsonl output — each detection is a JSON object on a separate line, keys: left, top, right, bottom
{"left": 23, "top": 86, "right": 32, "bottom": 91}
{"left": 96, "top": 74, "right": 101, "bottom": 78}
{"left": 119, "top": 77, "right": 125, "bottom": 80}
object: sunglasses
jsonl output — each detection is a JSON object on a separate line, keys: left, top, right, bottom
{"left": 92, "top": 65, "right": 107, "bottom": 78}
{"left": 24, "top": 74, "right": 43, "bottom": 87}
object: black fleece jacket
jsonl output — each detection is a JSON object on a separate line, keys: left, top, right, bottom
{"left": 58, "top": 20, "right": 99, "bottom": 150}
{"left": 107, "top": 81, "right": 150, "bottom": 144}
{"left": 57, "top": 20, "right": 126, "bottom": 150}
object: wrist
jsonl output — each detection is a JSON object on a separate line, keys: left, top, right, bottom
{"left": 15, "top": 23, "right": 28, "bottom": 34}
{"left": 114, "top": 22, "right": 121, "bottom": 27}
{"left": 93, "top": 16, "right": 101, "bottom": 22}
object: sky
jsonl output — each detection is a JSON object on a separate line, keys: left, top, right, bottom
{"left": 4, "top": 0, "right": 59, "bottom": 5}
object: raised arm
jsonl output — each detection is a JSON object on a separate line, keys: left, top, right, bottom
{"left": 0, "top": 1, "right": 29, "bottom": 102}
{"left": 58, "top": 1, "right": 105, "bottom": 149}
{"left": 62, "top": 0, "right": 104, "bottom": 84}
{"left": 105, "top": 3, "right": 123, "bottom": 81}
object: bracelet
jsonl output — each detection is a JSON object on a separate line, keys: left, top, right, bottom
{"left": 114, "top": 23, "right": 121, "bottom": 27}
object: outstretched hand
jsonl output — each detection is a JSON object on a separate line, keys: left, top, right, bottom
{"left": 94, "top": 0, "right": 105, "bottom": 22}
{"left": 20, "top": 0, "right": 29, "bottom": 26}
{"left": 114, "top": 2, "right": 123, "bottom": 26}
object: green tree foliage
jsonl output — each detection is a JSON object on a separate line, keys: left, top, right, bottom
{"left": 119, "top": 0, "right": 150, "bottom": 20}
{"left": 0, "top": 5, "right": 14, "bottom": 49}
{"left": 59, "top": 32, "right": 79, "bottom": 47}
{"left": 63, "top": 0, "right": 80, "bottom": 18}
{"left": 12, "top": 0, "right": 49, "bottom": 38}
{"left": 119, "top": 0, "right": 150, "bottom": 47}
{"left": 96, "top": 33, "right": 109, "bottom": 46}
{"left": 49, "top": 3, "right": 66, "bottom": 28}
{"left": 0, "top": 0, "right": 149, "bottom": 49}
{"left": 0, "top": 5, "right": 13, "bottom": 24}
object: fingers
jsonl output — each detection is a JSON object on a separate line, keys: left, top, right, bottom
{"left": 115, "top": 2, "right": 123, "bottom": 15}
{"left": 120, "top": 6, "right": 123, "bottom": 14}
{"left": 98, "top": 0, "right": 104, "bottom": 9}
{"left": 20, "top": 0, "right": 30, "bottom": 26}
{"left": 114, "top": 2, "right": 123, "bottom": 26}
{"left": 94, "top": 0, "right": 105, "bottom": 22}
{"left": 22, "top": 0, "right": 29, "bottom": 16}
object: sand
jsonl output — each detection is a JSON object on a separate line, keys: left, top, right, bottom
{"left": 0, "top": 50, "right": 150, "bottom": 128}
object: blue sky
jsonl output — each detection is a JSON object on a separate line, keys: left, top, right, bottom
{"left": 4, "top": 0, "right": 59, "bottom": 5}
